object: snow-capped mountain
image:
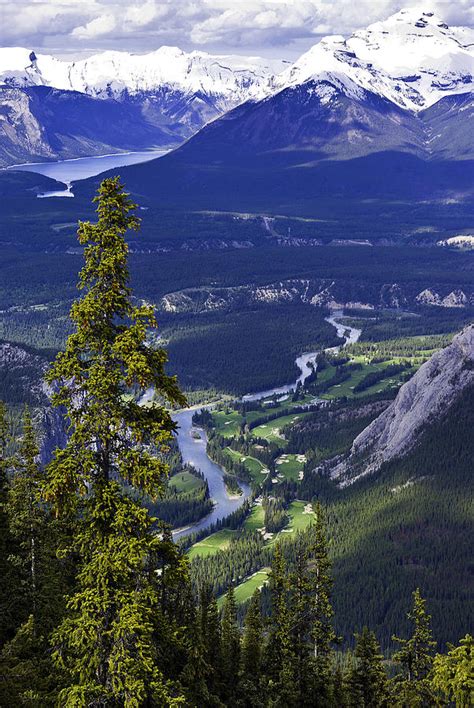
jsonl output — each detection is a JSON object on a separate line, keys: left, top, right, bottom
{"left": 92, "top": 9, "right": 473, "bottom": 219}
{"left": 0, "top": 8, "right": 472, "bottom": 168}
{"left": 0, "top": 45, "right": 284, "bottom": 106}
{"left": 277, "top": 8, "right": 474, "bottom": 111}
{"left": 1, "top": 9, "right": 471, "bottom": 113}
{"left": 0, "top": 47, "right": 285, "bottom": 163}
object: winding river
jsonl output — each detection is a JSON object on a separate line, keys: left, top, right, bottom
{"left": 173, "top": 310, "right": 361, "bottom": 539}
{"left": 16, "top": 152, "right": 362, "bottom": 539}
{"left": 172, "top": 411, "right": 251, "bottom": 540}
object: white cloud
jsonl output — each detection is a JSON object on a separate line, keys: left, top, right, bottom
{"left": 125, "top": 1, "right": 169, "bottom": 28}
{"left": 0, "top": 0, "right": 472, "bottom": 56}
{"left": 72, "top": 13, "right": 116, "bottom": 38}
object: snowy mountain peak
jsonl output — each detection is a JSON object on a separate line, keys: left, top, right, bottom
{"left": 277, "top": 8, "right": 474, "bottom": 110}
{"left": 0, "top": 8, "right": 472, "bottom": 121}
{"left": 0, "top": 45, "right": 284, "bottom": 102}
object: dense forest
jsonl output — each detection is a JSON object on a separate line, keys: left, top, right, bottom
{"left": 0, "top": 180, "right": 471, "bottom": 706}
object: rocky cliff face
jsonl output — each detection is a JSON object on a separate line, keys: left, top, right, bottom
{"left": 0, "top": 85, "right": 174, "bottom": 167}
{"left": 332, "top": 324, "right": 474, "bottom": 485}
{"left": 0, "top": 87, "right": 54, "bottom": 165}
{"left": 158, "top": 279, "right": 474, "bottom": 314}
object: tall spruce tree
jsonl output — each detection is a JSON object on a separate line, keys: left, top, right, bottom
{"left": 265, "top": 544, "right": 297, "bottom": 707}
{"left": 240, "top": 589, "right": 264, "bottom": 707}
{"left": 290, "top": 535, "right": 314, "bottom": 705}
{"left": 7, "top": 410, "right": 44, "bottom": 620}
{"left": 307, "top": 503, "right": 337, "bottom": 704}
{"left": 1, "top": 409, "right": 65, "bottom": 704}
{"left": 221, "top": 586, "right": 241, "bottom": 703}
{"left": 391, "top": 588, "right": 437, "bottom": 707}
{"left": 199, "top": 583, "right": 223, "bottom": 703}
{"left": 44, "top": 177, "right": 188, "bottom": 706}
{"left": 0, "top": 401, "right": 14, "bottom": 646}
{"left": 347, "top": 627, "right": 389, "bottom": 707}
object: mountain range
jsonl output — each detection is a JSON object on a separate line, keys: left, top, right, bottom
{"left": 0, "top": 46, "right": 284, "bottom": 166}
{"left": 70, "top": 8, "right": 474, "bottom": 217}
{"left": 1, "top": 7, "right": 473, "bottom": 173}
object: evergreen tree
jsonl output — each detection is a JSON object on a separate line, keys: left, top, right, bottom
{"left": 431, "top": 634, "right": 473, "bottom": 707}
{"left": 347, "top": 627, "right": 389, "bottom": 707}
{"left": 1, "top": 410, "right": 66, "bottom": 704}
{"left": 0, "top": 401, "right": 14, "bottom": 645}
{"left": 199, "top": 583, "right": 223, "bottom": 704}
{"left": 0, "top": 615, "right": 58, "bottom": 707}
{"left": 221, "top": 585, "right": 241, "bottom": 703}
{"left": 43, "top": 177, "right": 187, "bottom": 706}
{"left": 290, "top": 535, "right": 316, "bottom": 705}
{"left": 391, "top": 588, "right": 437, "bottom": 706}
{"left": 241, "top": 588, "right": 263, "bottom": 676}
{"left": 240, "top": 589, "right": 264, "bottom": 707}
{"left": 7, "top": 410, "right": 44, "bottom": 621}
{"left": 307, "top": 503, "right": 337, "bottom": 704}
{"left": 180, "top": 614, "right": 212, "bottom": 708}
{"left": 265, "top": 544, "right": 297, "bottom": 707}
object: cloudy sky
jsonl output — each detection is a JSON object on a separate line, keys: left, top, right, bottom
{"left": 1, "top": 0, "right": 473, "bottom": 59}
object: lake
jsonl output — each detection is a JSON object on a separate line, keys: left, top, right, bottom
{"left": 8, "top": 148, "right": 171, "bottom": 196}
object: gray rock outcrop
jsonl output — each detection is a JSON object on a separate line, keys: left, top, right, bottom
{"left": 332, "top": 324, "right": 474, "bottom": 485}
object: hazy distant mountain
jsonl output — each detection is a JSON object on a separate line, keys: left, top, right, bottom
{"left": 0, "top": 85, "right": 174, "bottom": 167}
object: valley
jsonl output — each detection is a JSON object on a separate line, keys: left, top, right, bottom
{"left": 0, "top": 5, "right": 473, "bottom": 702}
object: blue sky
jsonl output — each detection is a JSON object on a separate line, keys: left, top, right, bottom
{"left": 1, "top": 1, "right": 473, "bottom": 59}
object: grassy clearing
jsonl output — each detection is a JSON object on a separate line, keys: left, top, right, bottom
{"left": 243, "top": 503, "right": 265, "bottom": 532}
{"left": 276, "top": 500, "right": 316, "bottom": 538}
{"left": 186, "top": 529, "right": 237, "bottom": 560}
{"left": 218, "top": 568, "right": 271, "bottom": 607}
{"left": 224, "top": 447, "right": 268, "bottom": 483}
{"left": 251, "top": 412, "right": 311, "bottom": 444}
{"left": 274, "top": 453, "right": 307, "bottom": 482}
{"left": 320, "top": 358, "right": 414, "bottom": 400}
{"left": 212, "top": 410, "right": 243, "bottom": 437}
{"left": 261, "top": 393, "right": 316, "bottom": 409}
{"left": 168, "top": 471, "right": 204, "bottom": 494}
{"left": 212, "top": 408, "right": 268, "bottom": 438}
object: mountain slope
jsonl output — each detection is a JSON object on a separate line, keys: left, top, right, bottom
{"left": 0, "top": 85, "right": 173, "bottom": 167}
{"left": 84, "top": 92, "right": 473, "bottom": 216}
{"left": 0, "top": 46, "right": 284, "bottom": 145}
{"left": 332, "top": 324, "right": 474, "bottom": 484}
{"left": 327, "top": 380, "right": 474, "bottom": 648}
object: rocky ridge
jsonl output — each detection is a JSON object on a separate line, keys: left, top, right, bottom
{"left": 331, "top": 324, "right": 474, "bottom": 485}
{"left": 158, "top": 279, "right": 474, "bottom": 314}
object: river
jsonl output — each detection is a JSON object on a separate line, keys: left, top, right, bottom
{"left": 17, "top": 150, "right": 362, "bottom": 539}
{"left": 172, "top": 410, "right": 251, "bottom": 540}
{"left": 7, "top": 148, "right": 171, "bottom": 197}
{"left": 173, "top": 309, "right": 361, "bottom": 539}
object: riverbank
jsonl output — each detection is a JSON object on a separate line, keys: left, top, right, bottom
{"left": 172, "top": 309, "right": 361, "bottom": 539}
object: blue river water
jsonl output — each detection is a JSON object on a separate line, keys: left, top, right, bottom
{"left": 173, "top": 312, "right": 361, "bottom": 539}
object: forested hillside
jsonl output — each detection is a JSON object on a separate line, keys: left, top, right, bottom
{"left": 0, "top": 179, "right": 472, "bottom": 707}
